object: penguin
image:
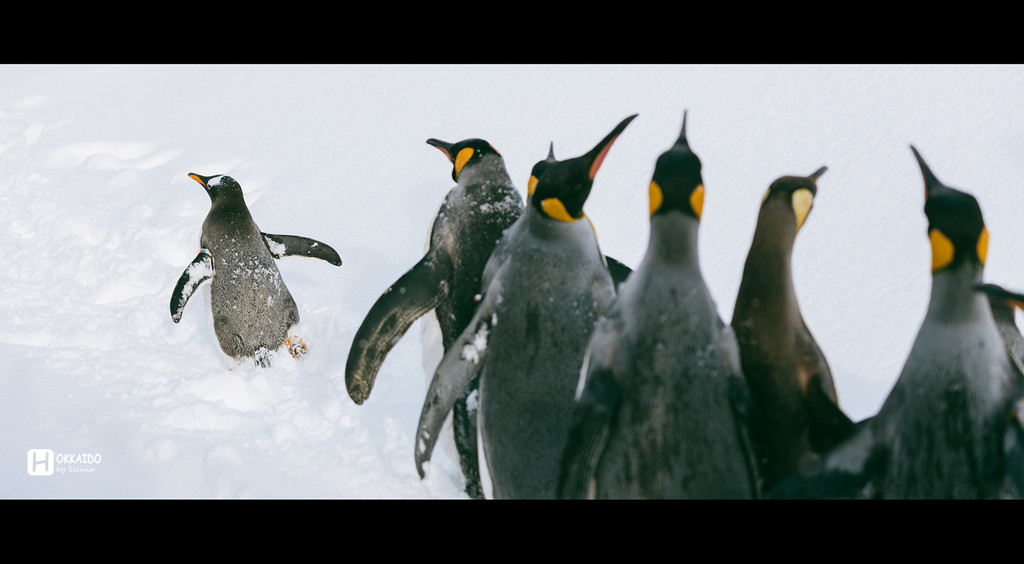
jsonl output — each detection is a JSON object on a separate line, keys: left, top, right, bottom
{"left": 976, "top": 283, "right": 1024, "bottom": 495}
{"left": 770, "top": 146, "right": 1024, "bottom": 499}
{"left": 976, "top": 283, "right": 1024, "bottom": 364}
{"left": 529, "top": 143, "right": 633, "bottom": 290}
{"left": 344, "top": 138, "right": 522, "bottom": 499}
{"left": 730, "top": 166, "right": 855, "bottom": 492}
{"left": 413, "top": 114, "right": 637, "bottom": 499}
{"left": 170, "top": 173, "right": 342, "bottom": 367}
{"left": 557, "top": 112, "right": 760, "bottom": 499}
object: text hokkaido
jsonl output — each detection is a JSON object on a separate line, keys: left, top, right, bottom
{"left": 55, "top": 453, "right": 102, "bottom": 464}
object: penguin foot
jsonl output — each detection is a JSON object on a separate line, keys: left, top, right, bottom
{"left": 254, "top": 346, "right": 272, "bottom": 368}
{"left": 286, "top": 337, "right": 308, "bottom": 359}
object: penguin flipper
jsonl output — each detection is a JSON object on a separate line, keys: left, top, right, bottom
{"left": 769, "top": 416, "right": 885, "bottom": 499}
{"left": 452, "top": 384, "right": 484, "bottom": 499}
{"left": 721, "top": 324, "right": 762, "bottom": 497}
{"left": 261, "top": 232, "right": 342, "bottom": 266}
{"left": 604, "top": 255, "right": 632, "bottom": 289}
{"left": 170, "top": 250, "right": 214, "bottom": 323}
{"left": 345, "top": 256, "right": 448, "bottom": 404}
{"left": 806, "top": 372, "right": 857, "bottom": 453}
{"left": 557, "top": 364, "right": 620, "bottom": 499}
{"left": 1003, "top": 399, "right": 1024, "bottom": 497}
{"left": 414, "top": 288, "right": 497, "bottom": 479}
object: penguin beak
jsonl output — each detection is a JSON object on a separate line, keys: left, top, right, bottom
{"left": 426, "top": 138, "right": 453, "bottom": 160}
{"left": 534, "top": 115, "right": 636, "bottom": 223}
{"left": 188, "top": 173, "right": 211, "bottom": 188}
{"left": 585, "top": 114, "right": 638, "bottom": 181}
{"left": 427, "top": 139, "right": 463, "bottom": 181}
{"left": 910, "top": 145, "right": 944, "bottom": 200}
{"left": 675, "top": 110, "right": 691, "bottom": 150}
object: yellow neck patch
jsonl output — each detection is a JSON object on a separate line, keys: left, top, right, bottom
{"left": 541, "top": 198, "right": 578, "bottom": 222}
{"left": 976, "top": 226, "right": 989, "bottom": 266}
{"left": 528, "top": 175, "right": 539, "bottom": 198}
{"left": 792, "top": 188, "right": 814, "bottom": 234}
{"left": 648, "top": 182, "right": 704, "bottom": 220}
{"left": 930, "top": 228, "right": 955, "bottom": 272}
{"left": 649, "top": 181, "right": 663, "bottom": 216}
{"left": 454, "top": 147, "right": 475, "bottom": 180}
{"left": 690, "top": 184, "right": 705, "bottom": 220}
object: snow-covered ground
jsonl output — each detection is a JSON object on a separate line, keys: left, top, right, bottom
{"left": 3, "top": 64, "right": 1024, "bottom": 498}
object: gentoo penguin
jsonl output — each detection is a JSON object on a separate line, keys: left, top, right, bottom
{"left": 557, "top": 112, "right": 760, "bottom": 499}
{"left": 414, "top": 114, "right": 637, "bottom": 499}
{"left": 170, "top": 173, "right": 342, "bottom": 367}
{"left": 771, "top": 146, "right": 1024, "bottom": 499}
{"left": 344, "top": 138, "right": 522, "bottom": 499}
{"left": 730, "top": 166, "right": 854, "bottom": 492}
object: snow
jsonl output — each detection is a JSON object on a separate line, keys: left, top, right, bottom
{"left": 263, "top": 236, "right": 287, "bottom": 258}
{"left": 3, "top": 64, "right": 1024, "bottom": 498}
{"left": 460, "top": 323, "right": 490, "bottom": 365}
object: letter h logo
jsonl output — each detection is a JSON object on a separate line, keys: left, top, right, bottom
{"left": 27, "top": 449, "right": 54, "bottom": 476}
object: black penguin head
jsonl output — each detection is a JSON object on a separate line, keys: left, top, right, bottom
{"left": 530, "top": 114, "right": 638, "bottom": 222}
{"left": 426, "top": 138, "right": 502, "bottom": 182}
{"left": 759, "top": 166, "right": 827, "bottom": 236}
{"left": 527, "top": 142, "right": 558, "bottom": 201}
{"left": 911, "top": 146, "right": 988, "bottom": 273}
{"left": 188, "top": 172, "right": 243, "bottom": 203}
{"left": 649, "top": 111, "right": 704, "bottom": 220}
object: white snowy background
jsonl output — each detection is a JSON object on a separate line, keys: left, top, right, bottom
{"left": 3, "top": 64, "right": 1023, "bottom": 498}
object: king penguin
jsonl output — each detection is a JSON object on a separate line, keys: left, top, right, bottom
{"left": 770, "top": 146, "right": 1024, "bottom": 499}
{"left": 976, "top": 283, "right": 1024, "bottom": 364}
{"left": 730, "top": 166, "right": 855, "bottom": 492}
{"left": 170, "top": 173, "right": 342, "bottom": 367}
{"left": 413, "top": 114, "right": 637, "bottom": 499}
{"left": 975, "top": 282, "right": 1024, "bottom": 494}
{"left": 530, "top": 143, "right": 634, "bottom": 290}
{"left": 557, "top": 112, "right": 760, "bottom": 499}
{"left": 344, "top": 138, "right": 522, "bottom": 499}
